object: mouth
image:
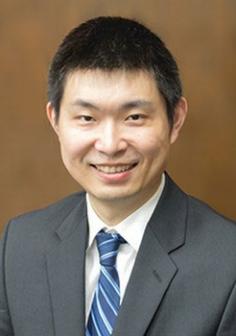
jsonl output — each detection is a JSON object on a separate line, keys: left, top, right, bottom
{"left": 90, "top": 162, "right": 138, "bottom": 174}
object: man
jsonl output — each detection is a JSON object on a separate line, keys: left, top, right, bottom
{"left": 1, "top": 16, "right": 236, "bottom": 336}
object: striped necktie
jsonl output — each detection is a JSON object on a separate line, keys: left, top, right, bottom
{"left": 86, "top": 230, "right": 125, "bottom": 336}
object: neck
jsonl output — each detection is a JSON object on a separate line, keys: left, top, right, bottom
{"left": 88, "top": 181, "right": 163, "bottom": 226}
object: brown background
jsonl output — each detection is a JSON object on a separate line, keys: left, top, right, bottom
{"left": 1, "top": 0, "right": 236, "bottom": 233}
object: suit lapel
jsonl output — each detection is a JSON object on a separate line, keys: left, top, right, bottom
{"left": 46, "top": 195, "right": 88, "bottom": 336}
{"left": 113, "top": 226, "right": 177, "bottom": 336}
{"left": 44, "top": 175, "right": 187, "bottom": 336}
{"left": 113, "top": 175, "right": 188, "bottom": 336}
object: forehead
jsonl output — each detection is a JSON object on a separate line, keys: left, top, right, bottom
{"left": 61, "top": 69, "right": 162, "bottom": 106}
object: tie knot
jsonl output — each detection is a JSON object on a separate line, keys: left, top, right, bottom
{"left": 96, "top": 230, "right": 125, "bottom": 267}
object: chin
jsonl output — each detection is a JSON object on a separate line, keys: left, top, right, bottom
{"left": 89, "top": 187, "right": 142, "bottom": 203}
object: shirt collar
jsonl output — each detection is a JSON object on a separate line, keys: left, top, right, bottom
{"left": 86, "top": 173, "right": 165, "bottom": 252}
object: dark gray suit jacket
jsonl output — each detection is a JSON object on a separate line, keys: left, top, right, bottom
{"left": 1, "top": 175, "right": 236, "bottom": 335}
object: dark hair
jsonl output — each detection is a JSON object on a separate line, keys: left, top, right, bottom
{"left": 48, "top": 16, "right": 182, "bottom": 125}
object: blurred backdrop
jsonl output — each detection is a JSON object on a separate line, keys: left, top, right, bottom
{"left": 1, "top": 0, "right": 236, "bottom": 232}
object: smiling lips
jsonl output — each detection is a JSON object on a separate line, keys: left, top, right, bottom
{"left": 91, "top": 163, "right": 138, "bottom": 174}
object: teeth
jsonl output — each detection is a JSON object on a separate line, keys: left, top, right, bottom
{"left": 95, "top": 165, "right": 133, "bottom": 174}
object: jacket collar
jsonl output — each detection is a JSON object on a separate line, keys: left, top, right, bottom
{"left": 113, "top": 174, "right": 188, "bottom": 336}
{"left": 46, "top": 195, "right": 88, "bottom": 336}
{"left": 46, "top": 174, "right": 188, "bottom": 336}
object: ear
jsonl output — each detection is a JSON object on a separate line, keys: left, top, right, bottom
{"left": 170, "top": 97, "right": 188, "bottom": 144}
{"left": 46, "top": 102, "right": 59, "bottom": 136}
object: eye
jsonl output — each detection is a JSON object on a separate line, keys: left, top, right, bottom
{"left": 126, "top": 114, "right": 146, "bottom": 122}
{"left": 128, "top": 114, "right": 141, "bottom": 120}
{"left": 77, "top": 115, "right": 95, "bottom": 123}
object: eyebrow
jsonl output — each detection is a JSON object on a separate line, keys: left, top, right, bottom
{"left": 71, "top": 99, "right": 154, "bottom": 111}
{"left": 71, "top": 99, "right": 97, "bottom": 109}
{"left": 121, "top": 100, "right": 154, "bottom": 110}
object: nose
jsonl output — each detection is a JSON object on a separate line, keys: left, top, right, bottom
{"left": 94, "top": 121, "right": 128, "bottom": 156}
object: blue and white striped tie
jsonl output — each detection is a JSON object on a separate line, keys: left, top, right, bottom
{"left": 86, "top": 230, "right": 125, "bottom": 336}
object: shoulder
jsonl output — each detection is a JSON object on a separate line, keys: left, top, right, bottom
{"left": 165, "top": 173, "right": 236, "bottom": 250}
{"left": 165, "top": 178, "right": 236, "bottom": 283}
{"left": 187, "top": 194, "right": 236, "bottom": 232}
{"left": 12, "top": 191, "right": 85, "bottom": 220}
{"left": 185, "top": 195, "right": 236, "bottom": 267}
{"left": 1, "top": 191, "right": 86, "bottom": 240}
{"left": 166, "top": 173, "right": 236, "bottom": 233}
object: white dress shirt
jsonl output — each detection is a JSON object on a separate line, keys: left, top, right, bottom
{"left": 85, "top": 174, "right": 165, "bottom": 321}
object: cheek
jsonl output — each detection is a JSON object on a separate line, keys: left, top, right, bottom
{"left": 58, "top": 129, "right": 91, "bottom": 161}
{"left": 133, "top": 127, "right": 170, "bottom": 157}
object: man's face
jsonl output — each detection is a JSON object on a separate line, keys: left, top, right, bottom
{"left": 47, "top": 69, "right": 186, "bottom": 208}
